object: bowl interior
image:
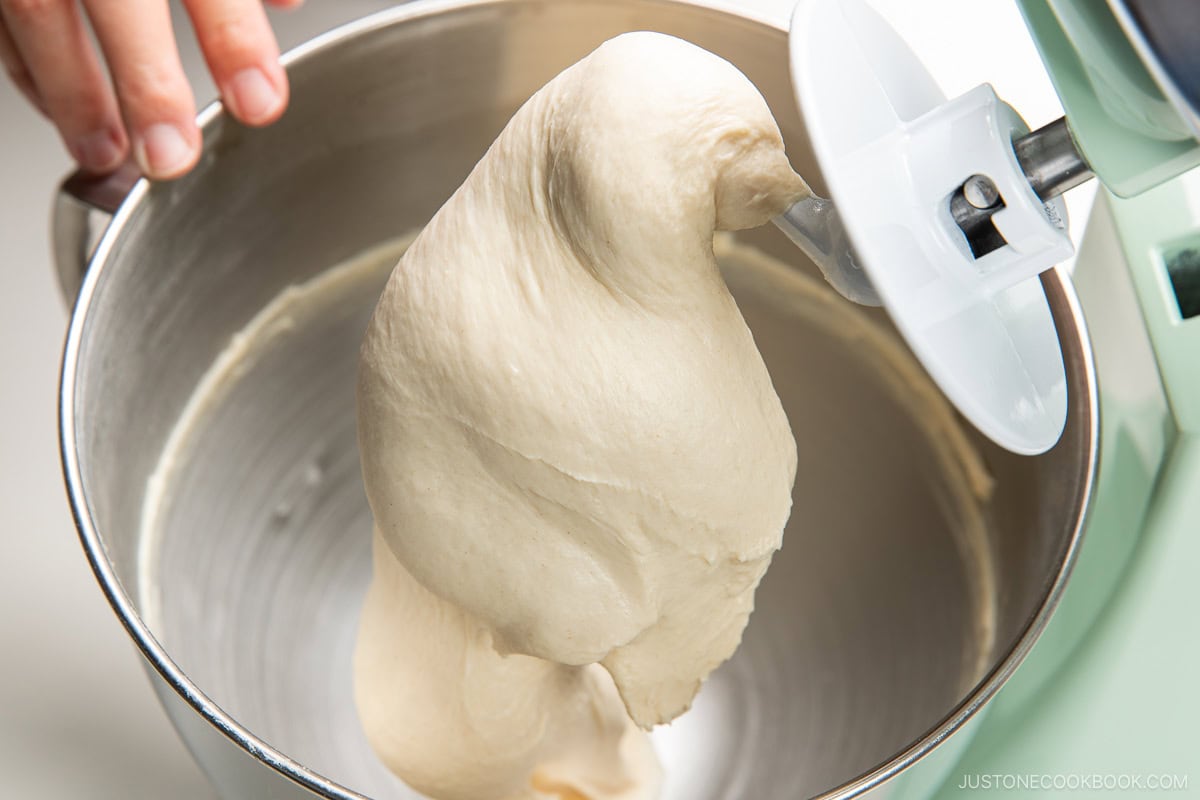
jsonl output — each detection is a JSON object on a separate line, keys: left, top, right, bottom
{"left": 69, "top": 1, "right": 1093, "bottom": 798}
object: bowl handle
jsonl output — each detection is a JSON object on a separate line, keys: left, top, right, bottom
{"left": 51, "top": 162, "right": 140, "bottom": 305}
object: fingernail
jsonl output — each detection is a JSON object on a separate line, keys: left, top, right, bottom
{"left": 73, "top": 129, "right": 124, "bottom": 173}
{"left": 225, "top": 67, "right": 282, "bottom": 124}
{"left": 134, "top": 123, "right": 194, "bottom": 178}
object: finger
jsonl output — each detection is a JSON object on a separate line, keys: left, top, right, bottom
{"left": 183, "top": 0, "right": 288, "bottom": 127}
{"left": 81, "top": 0, "right": 199, "bottom": 180}
{"left": 0, "top": 11, "right": 43, "bottom": 113}
{"left": 264, "top": 0, "right": 302, "bottom": 7}
{"left": 0, "top": 0, "right": 126, "bottom": 172}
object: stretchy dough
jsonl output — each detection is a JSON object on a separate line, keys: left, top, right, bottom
{"left": 355, "top": 31, "right": 802, "bottom": 800}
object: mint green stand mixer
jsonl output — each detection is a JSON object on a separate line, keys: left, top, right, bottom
{"left": 785, "top": 0, "right": 1200, "bottom": 794}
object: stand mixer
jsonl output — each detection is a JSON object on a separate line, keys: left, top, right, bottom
{"left": 783, "top": 0, "right": 1200, "bottom": 794}
{"left": 50, "top": 1, "right": 1196, "bottom": 798}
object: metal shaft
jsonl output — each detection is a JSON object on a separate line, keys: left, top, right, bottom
{"left": 1014, "top": 117, "right": 1093, "bottom": 201}
{"left": 949, "top": 117, "right": 1094, "bottom": 257}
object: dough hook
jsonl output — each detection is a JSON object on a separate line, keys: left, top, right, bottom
{"left": 774, "top": 195, "right": 882, "bottom": 306}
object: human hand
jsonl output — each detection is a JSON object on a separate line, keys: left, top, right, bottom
{"left": 0, "top": 0, "right": 301, "bottom": 180}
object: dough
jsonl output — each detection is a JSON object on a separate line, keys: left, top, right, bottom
{"left": 355, "top": 32, "right": 802, "bottom": 800}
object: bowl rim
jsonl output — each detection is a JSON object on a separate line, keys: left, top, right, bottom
{"left": 58, "top": 0, "right": 1100, "bottom": 798}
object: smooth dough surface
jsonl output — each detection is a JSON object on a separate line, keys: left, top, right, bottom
{"left": 355, "top": 32, "right": 802, "bottom": 800}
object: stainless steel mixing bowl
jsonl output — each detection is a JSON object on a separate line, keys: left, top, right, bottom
{"left": 57, "top": 1, "right": 1097, "bottom": 798}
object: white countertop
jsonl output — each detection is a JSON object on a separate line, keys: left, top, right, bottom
{"left": 0, "top": 1, "right": 1083, "bottom": 796}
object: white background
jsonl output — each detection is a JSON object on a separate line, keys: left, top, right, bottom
{"left": 0, "top": 1, "right": 1092, "bottom": 796}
